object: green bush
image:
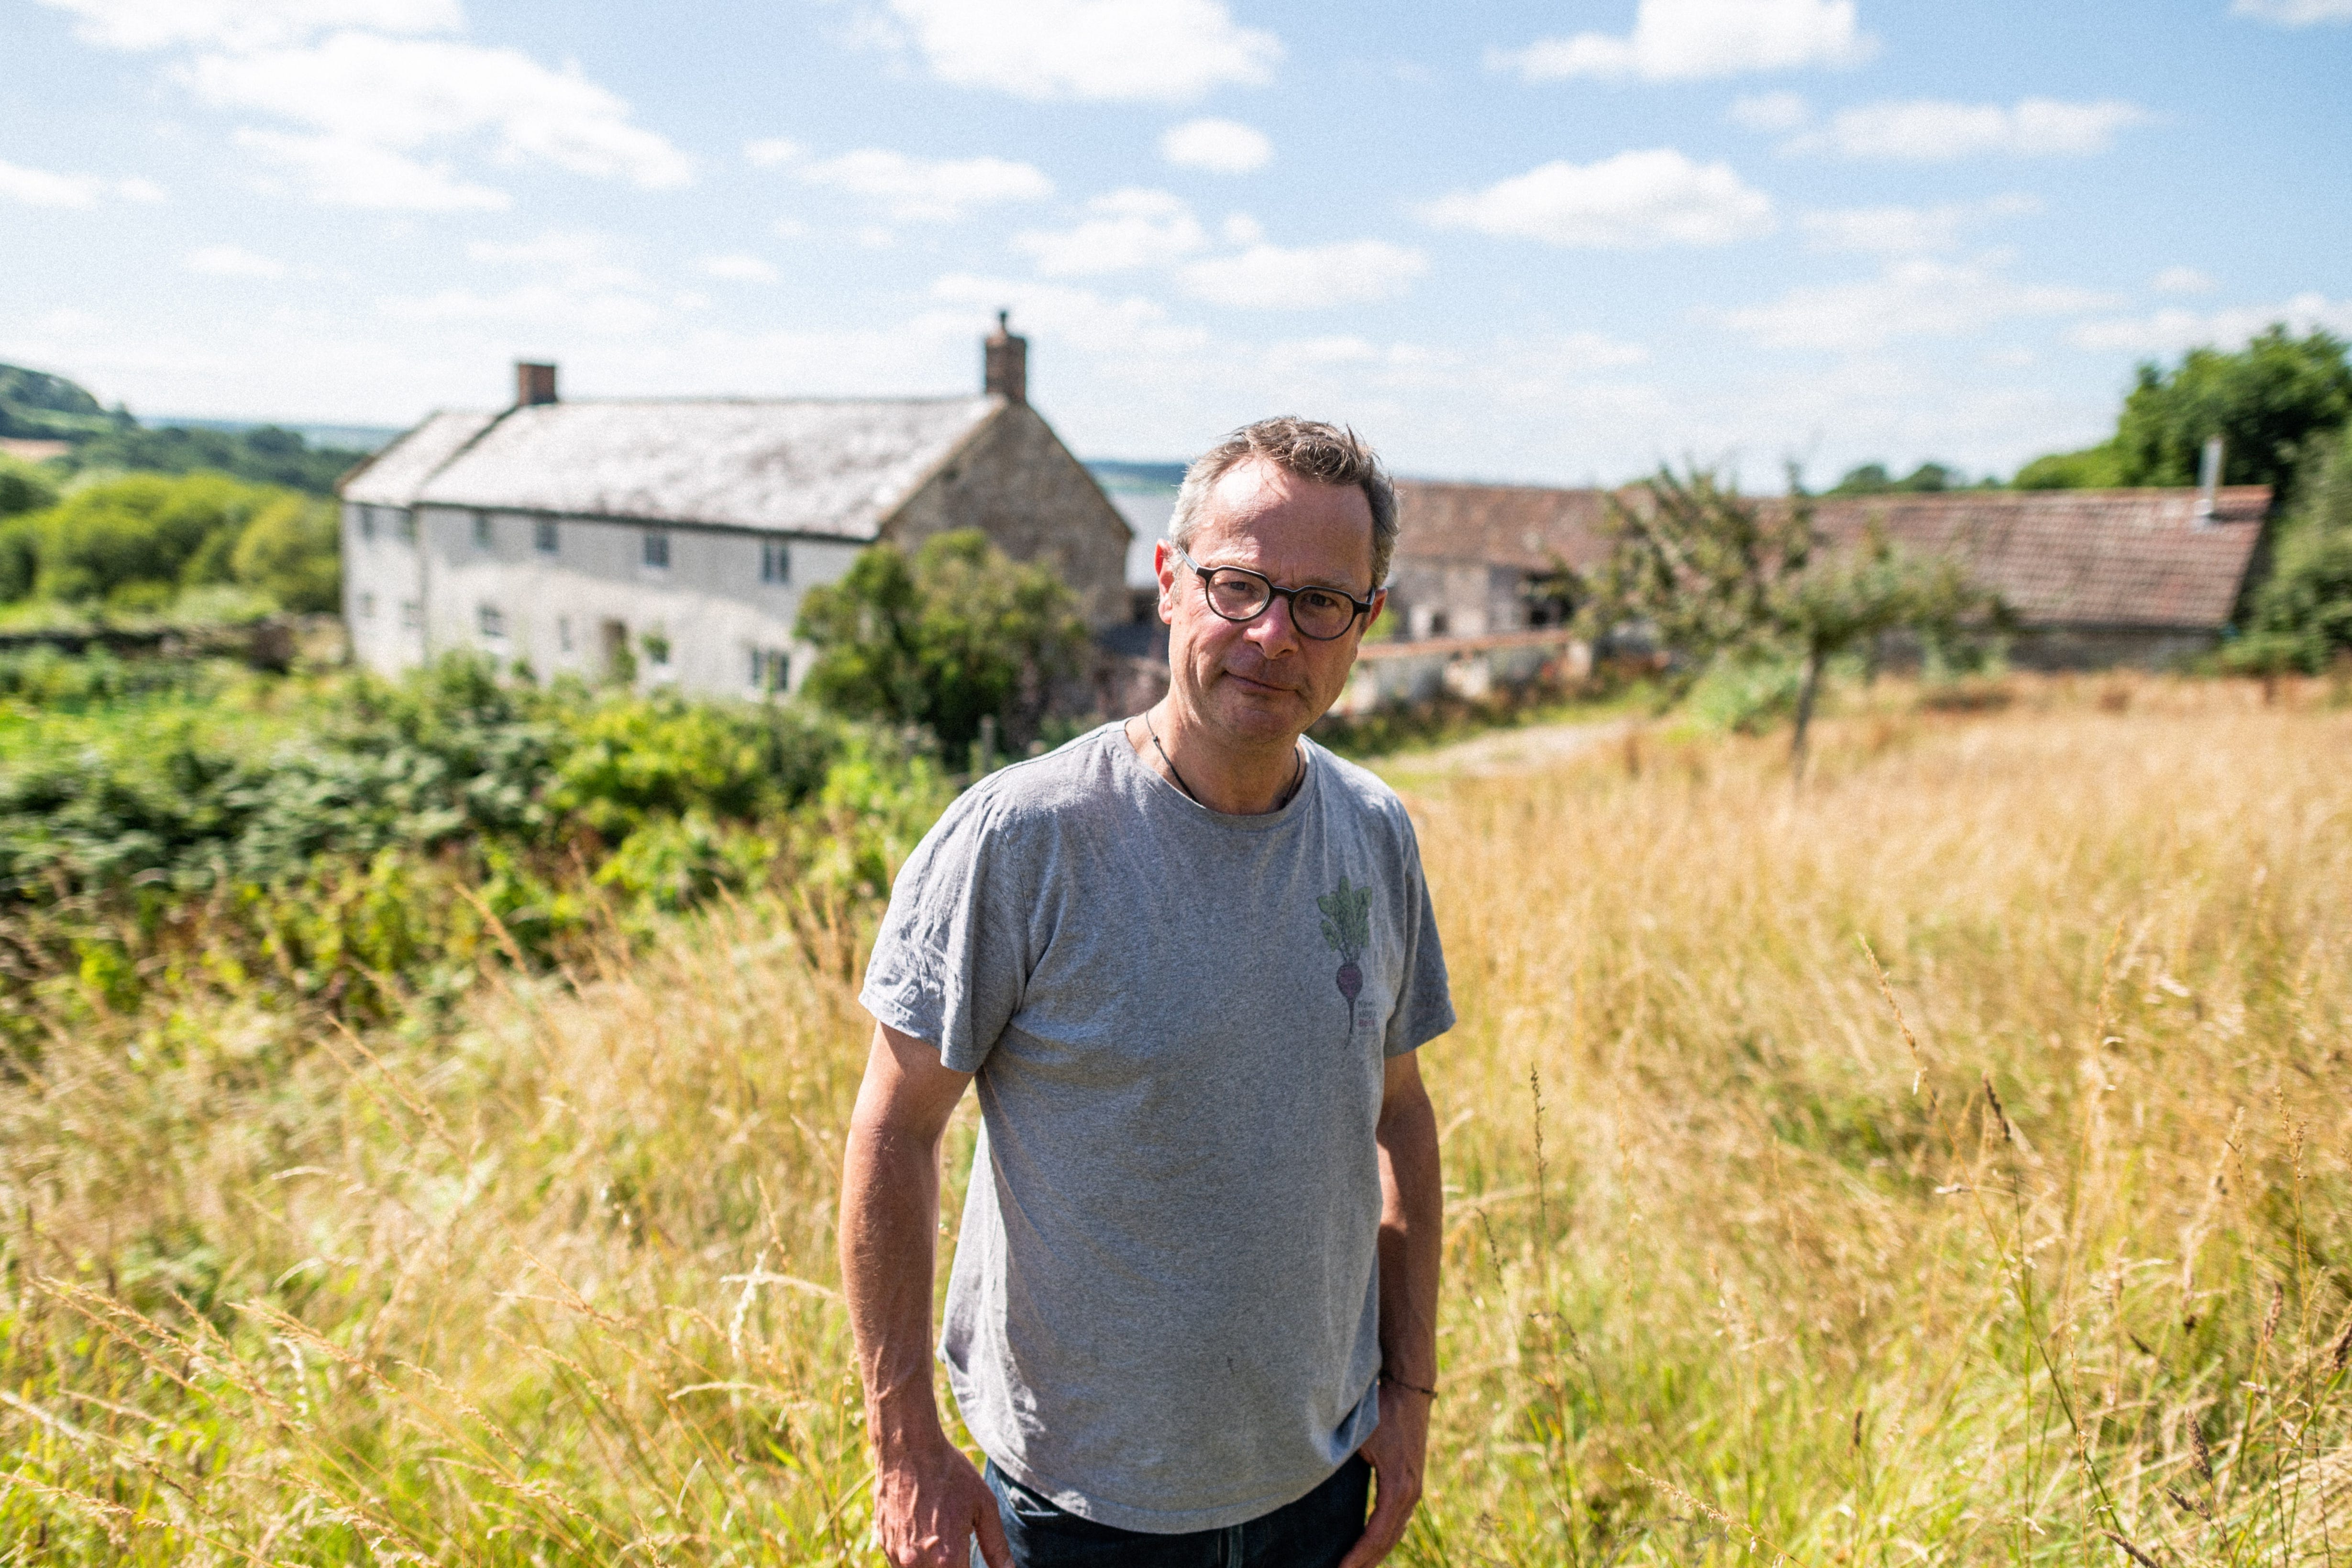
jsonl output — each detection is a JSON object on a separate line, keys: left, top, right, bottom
{"left": 2012, "top": 442, "right": 2126, "bottom": 490}
{"left": 0, "top": 455, "right": 58, "bottom": 519}
{"left": 0, "top": 471, "right": 339, "bottom": 617}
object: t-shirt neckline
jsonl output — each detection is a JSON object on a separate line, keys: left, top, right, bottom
{"left": 1102, "top": 718, "right": 1318, "bottom": 830}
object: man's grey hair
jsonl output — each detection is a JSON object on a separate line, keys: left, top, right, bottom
{"left": 1168, "top": 417, "right": 1400, "bottom": 590}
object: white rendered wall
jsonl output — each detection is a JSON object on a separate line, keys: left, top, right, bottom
{"left": 342, "top": 502, "right": 429, "bottom": 675}
{"left": 390, "top": 506, "right": 859, "bottom": 697}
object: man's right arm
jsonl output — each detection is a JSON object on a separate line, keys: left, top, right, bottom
{"left": 840, "top": 1021, "right": 1011, "bottom": 1568}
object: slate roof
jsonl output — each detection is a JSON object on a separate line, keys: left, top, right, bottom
{"left": 341, "top": 410, "right": 499, "bottom": 508}
{"left": 1389, "top": 478, "right": 2272, "bottom": 632}
{"left": 341, "top": 396, "right": 1005, "bottom": 540}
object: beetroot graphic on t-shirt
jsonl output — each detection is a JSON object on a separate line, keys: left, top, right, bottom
{"left": 1318, "top": 875, "right": 1373, "bottom": 1035}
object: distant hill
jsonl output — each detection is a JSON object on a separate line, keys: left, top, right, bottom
{"left": 0, "top": 363, "right": 127, "bottom": 442}
{"left": 0, "top": 361, "right": 373, "bottom": 494}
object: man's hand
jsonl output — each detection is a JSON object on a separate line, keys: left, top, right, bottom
{"left": 874, "top": 1436, "right": 1010, "bottom": 1568}
{"left": 1337, "top": 1382, "right": 1431, "bottom": 1568}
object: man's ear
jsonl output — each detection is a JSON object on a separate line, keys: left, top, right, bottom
{"left": 1155, "top": 539, "right": 1178, "bottom": 624}
{"left": 1364, "top": 588, "right": 1388, "bottom": 631}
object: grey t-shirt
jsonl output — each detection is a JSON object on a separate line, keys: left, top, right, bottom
{"left": 860, "top": 721, "right": 1454, "bottom": 1533}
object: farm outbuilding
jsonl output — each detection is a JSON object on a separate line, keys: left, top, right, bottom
{"left": 337, "top": 319, "right": 1130, "bottom": 698}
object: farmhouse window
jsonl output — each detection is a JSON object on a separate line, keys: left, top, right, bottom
{"left": 749, "top": 646, "right": 789, "bottom": 693}
{"left": 642, "top": 529, "right": 671, "bottom": 570}
{"left": 359, "top": 509, "right": 375, "bottom": 541}
{"left": 396, "top": 510, "right": 416, "bottom": 542}
{"left": 761, "top": 537, "right": 791, "bottom": 585}
{"left": 643, "top": 630, "right": 672, "bottom": 667}
{"left": 478, "top": 603, "right": 506, "bottom": 639}
{"left": 399, "top": 600, "right": 421, "bottom": 628}
{"left": 473, "top": 512, "right": 494, "bottom": 549}
{"left": 535, "top": 519, "right": 559, "bottom": 554}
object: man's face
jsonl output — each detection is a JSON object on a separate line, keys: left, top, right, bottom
{"left": 1157, "top": 457, "right": 1386, "bottom": 748}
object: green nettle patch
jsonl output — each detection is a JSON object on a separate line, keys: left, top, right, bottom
{"left": 0, "top": 650, "right": 951, "bottom": 1044}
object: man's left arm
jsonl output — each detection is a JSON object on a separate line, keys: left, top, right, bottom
{"left": 1342, "top": 1049, "right": 1443, "bottom": 1568}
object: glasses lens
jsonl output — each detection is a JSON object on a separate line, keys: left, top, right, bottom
{"left": 1204, "top": 570, "right": 1271, "bottom": 620}
{"left": 1292, "top": 588, "right": 1355, "bottom": 639}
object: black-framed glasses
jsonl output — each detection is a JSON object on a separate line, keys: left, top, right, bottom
{"left": 1176, "top": 547, "right": 1377, "bottom": 641}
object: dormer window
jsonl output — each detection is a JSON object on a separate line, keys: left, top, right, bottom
{"left": 761, "top": 537, "right": 790, "bottom": 585}
{"left": 642, "top": 529, "right": 671, "bottom": 570}
{"left": 472, "top": 512, "right": 494, "bottom": 549}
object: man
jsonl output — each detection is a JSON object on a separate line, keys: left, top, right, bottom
{"left": 840, "top": 417, "right": 1452, "bottom": 1568}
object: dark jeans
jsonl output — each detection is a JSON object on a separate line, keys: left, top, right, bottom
{"left": 978, "top": 1457, "right": 1371, "bottom": 1568}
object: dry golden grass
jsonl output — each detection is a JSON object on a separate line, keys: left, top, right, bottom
{"left": 4, "top": 673, "right": 2349, "bottom": 1566}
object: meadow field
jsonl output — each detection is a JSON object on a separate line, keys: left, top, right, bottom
{"left": 4, "top": 674, "right": 2348, "bottom": 1566}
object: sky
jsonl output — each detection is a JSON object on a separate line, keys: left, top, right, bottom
{"left": 4, "top": 0, "right": 2349, "bottom": 486}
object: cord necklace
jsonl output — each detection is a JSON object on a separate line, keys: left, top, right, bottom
{"left": 1141, "top": 710, "right": 1304, "bottom": 812}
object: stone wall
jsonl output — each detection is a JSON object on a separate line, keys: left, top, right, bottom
{"left": 880, "top": 403, "right": 1132, "bottom": 629}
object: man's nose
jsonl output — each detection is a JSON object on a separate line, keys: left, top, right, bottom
{"left": 1243, "top": 593, "right": 1301, "bottom": 653}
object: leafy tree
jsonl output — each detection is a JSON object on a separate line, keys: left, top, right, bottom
{"left": 71, "top": 423, "right": 369, "bottom": 495}
{"left": 2, "top": 472, "right": 340, "bottom": 615}
{"left": 230, "top": 493, "right": 342, "bottom": 611}
{"left": 2229, "top": 420, "right": 2352, "bottom": 674}
{"left": 1583, "top": 466, "right": 1999, "bottom": 768}
{"left": 796, "top": 529, "right": 1088, "bottom": 754}
{"left": 1829, "top": 461, "right": 1964, "bottom": 496}
{"left": 2012, "top": 443, "right": 2126, "bottom": 490}
{"left": 2114, "top": 326, "right": 2352, "bottom": 498}
{"left": 0, "top": 455, "right": 58, "bottom": 519}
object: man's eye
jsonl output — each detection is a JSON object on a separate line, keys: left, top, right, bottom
{"left": 1299, "top": 590, "right": 1344, "bottom": 613}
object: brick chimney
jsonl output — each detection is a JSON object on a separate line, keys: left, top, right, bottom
{"left": 515, "top": 361, "right": 558, "bottom": 407}
{"left": 983, "top": 311, "right": 1026, "bottom": 405}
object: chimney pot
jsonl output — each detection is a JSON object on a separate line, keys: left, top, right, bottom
{"left": 515, "top": 361, "right": 558, "bottom": 408}
{"left": 2194, "top": 433, "right": 2222, "bottom": 525}
{"left": 983, "top": 313, "right": 1027, "bottom": 406}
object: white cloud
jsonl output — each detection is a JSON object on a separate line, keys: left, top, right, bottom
{"left": 187, "top": 243, "right": 288, "bottom": 277}
{"left": 697, "top": 253, "right": 780, "bottom": 284}
{"left": 33, "top": 0, "right": 461, "bottom": 52}
{"left": 1222, "top": 213, "right": 1264, "bottom": 245}
{"left": 1718, "top": 255, "right": 2116, "bottom": 351}
{"left": 1012, "top": 188, "right": 1207, "bottom": 276}
{"left": 929, "top": 273, "right": 1210, "bottom": 356}
{"left": 879, "top": 0, "right": 1280, "bottom": 103}
{"left": 1421, "top": 149, "right": 1774, "bottom": 249}
{"left": 2152, "top": 266, "right": 2217, "bottom": 295}
{"left": 1494, "top": 0, "right": 1872, "bottom": 82}
{"left": 789, "top": 148, "right": 1052, "bottom": 222}
{"left": 744, "top": 137, "right": 803, "bottom": 168}
{"left": 2067, "top": 293, "right": 2352, "bottom": 354}
{"left": 2232, "top": 0, "right": 2352, "bottom": 23}
{"left": 1161, "top": 118, "right": 1272, "bottom": 173}
{"left": 1800, "top": 193, "right": 2040, "bottom": 254}
{"left": 185, "top": 33, "right": 692, "bottom": 193}
{"left": 1785, "top": 98, "right": 2151, "bottom": 159}
{"left": 1177, "top": 240, "right": 1428, "bottom": 309}
{"left": 383, "top": 230, "right": 663, "bottom": 334}
{"left": 0, "top": 158, "right": 163, "bottom": 208}
{"left": 235, "top": 128, "right": 509, "bottom": 209}
{"left": 1728, "top": 91, "right": 1810, "bottom": 132}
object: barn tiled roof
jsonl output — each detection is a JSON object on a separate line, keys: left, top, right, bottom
{"left": 340, "top": 410, "right": 500, "bottom": 507}
{"left": 343, "top": 396, "right": 1006, "bottom": 540}
{"left": 1392, "top": 479, "right": 1616, "bottom": 574}
{"left": 1806, "top": 486, "right": 2270, "bottom": 630}
{"left": 1391, "top": 478, "right": 2271, "bottom": 632}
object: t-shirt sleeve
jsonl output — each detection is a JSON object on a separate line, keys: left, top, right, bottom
{"left": 1385, "top": 811, "right": 1456, "bottom": 1057}
{"left": 858, "top": 791, "right": 1036, "bottom": 1074}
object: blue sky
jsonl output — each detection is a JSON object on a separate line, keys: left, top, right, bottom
{"left": 5, "top": 0, "right": 2348, "bottom": 485}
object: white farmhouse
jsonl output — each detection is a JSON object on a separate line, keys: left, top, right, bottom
{"left": 337, "top": 319, "right": 1131, "bottom": 697}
